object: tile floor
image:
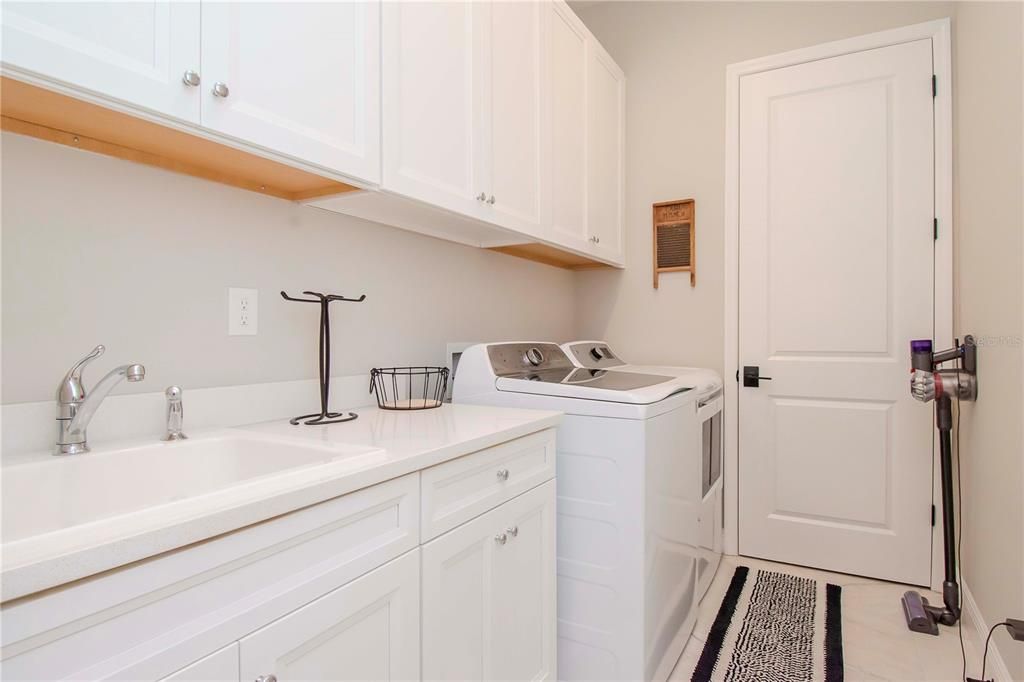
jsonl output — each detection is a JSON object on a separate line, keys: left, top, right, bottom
{"left": 670, "top": 555, "right": 983, "bottom": 682}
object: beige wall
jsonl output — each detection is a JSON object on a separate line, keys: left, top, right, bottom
{"left": 0, "top": 132, "right": 577, "bottom": 404}
{"left": 573, "top": 1, "right": 955, "bottom": 374}
{"left": 953, "top": 3, "right": 1024, "bottom": 678}
{"left": 575, "top": 1, "right": 1023, "bottom": 676}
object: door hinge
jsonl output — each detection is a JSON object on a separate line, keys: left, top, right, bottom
{"left": 931, "top": 504, "right": 936, "bottom": 527}
{"left": 932, "top": 75, "right": 937, "bottom": 97}
{"left": 934, "top": 218, "right": 938, "bottom": 240}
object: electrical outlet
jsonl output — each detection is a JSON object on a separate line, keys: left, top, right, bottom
{"left": 228, "top": 288, "right": 258, "bottom": 336}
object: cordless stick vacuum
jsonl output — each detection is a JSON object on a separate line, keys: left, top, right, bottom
{"left": 901, "top": 336, "right": 978, "bottom": 635}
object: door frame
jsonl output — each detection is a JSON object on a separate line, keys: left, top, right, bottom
{"left": 722, "top": 18, "right": 953, "bottom": 589}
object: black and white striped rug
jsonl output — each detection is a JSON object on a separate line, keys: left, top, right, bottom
{"left": 690, "top": 566, "right": 844, "bottom": 682}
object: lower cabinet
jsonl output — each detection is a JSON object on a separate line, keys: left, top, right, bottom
{"left": 422, "top": 480, "right": 556, "bottom": 681}
{"left": 4, "top": 431, "right": 558, "bottom": 682}
{"left": 238, "top": 550, "right": 420, "bottom": 682}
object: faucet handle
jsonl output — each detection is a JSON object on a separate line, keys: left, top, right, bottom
{"left": 58, "top": 345, "right": 105, "bottom": 402}
{"left": 163, "top": 385, "right": 187, "bottom": 441}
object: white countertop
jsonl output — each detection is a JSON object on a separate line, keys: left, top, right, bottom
{"left": 1, "top": 403, "right": 560, "bottom": 602}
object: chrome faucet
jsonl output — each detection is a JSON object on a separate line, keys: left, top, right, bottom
{"left": 55, "top": 345, "right": 145, "bottom": 455}
{"left": 162, "top": 386, "right": 188, "bottom": 441}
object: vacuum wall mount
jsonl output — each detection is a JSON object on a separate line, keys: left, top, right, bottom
{"left": 902, "top": 335, "right": 978, "bottom": 636}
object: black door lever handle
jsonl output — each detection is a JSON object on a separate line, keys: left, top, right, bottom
{"left": 742, "top": 365, "right": 772, "bottom": 388}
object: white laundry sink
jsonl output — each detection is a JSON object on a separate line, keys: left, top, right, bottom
{"left": 2, "top": 433, "right": 383, "bottom": 544}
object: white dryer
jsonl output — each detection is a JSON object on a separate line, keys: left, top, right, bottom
{"left": 454, "top": 342, "right": 702, "bottom": 682}
{"left": 561, "top": 341, "right": 725, "bottom": 601}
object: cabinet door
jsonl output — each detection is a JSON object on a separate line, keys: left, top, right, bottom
{"left": 239, "top": 550, "right": 419, "bottom": 682}
{"left": 0, "top": 1, "right": 200, "bottom": 122}
{"left": 548, "top": 2, "right": 589, "bottom": 250}
{"left": 586, "top": 44, "right": 625, "bottom": 262}
{"left": 381, "top": 1, "right": 485, "bottom": 220}
{"left": 160, "top": 644, "right": 238, "bottom": 682}
{"left": 201, "top": 1, "right": 380, "bottom": 181}
{"left": 481, "top": 0, "right": 548, "bottom": 236}
{"left": 422, "top": 481, "right": 556, "bottom": 681}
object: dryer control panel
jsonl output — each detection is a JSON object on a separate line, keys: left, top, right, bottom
{"left": 565, "top": 342, "right": 627, "bottom": 369}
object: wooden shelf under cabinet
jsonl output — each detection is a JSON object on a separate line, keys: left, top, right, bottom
{"left": 0, "top": 77, "right": 359, "bottom": 202}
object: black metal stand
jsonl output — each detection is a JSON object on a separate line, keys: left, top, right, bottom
{"left": 280, "top": 290, "right": 366, "bottom": 425}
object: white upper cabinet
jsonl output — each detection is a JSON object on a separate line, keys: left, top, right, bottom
{"left": 201, "top": 1, "right": 380, "bottom": 181}
{"left": 0, "top": 1, "right": 201, "bottom": 122}
{"left": 586, "top": 42, "right": 625, "bottom": 260}
{"left": 2, "top": 0, "right": 624, "bottom": 267}
{"left": 381, "top": 1, "right": 483, "bottom": 219}
{"left": 548, "top": 2, "right": 589, "bottom": 250}
{"left": 381, "top": 0, "right": 550, "bottom": 237}
{"left": 480, "top": 0, "right": 548, "bottom": 236}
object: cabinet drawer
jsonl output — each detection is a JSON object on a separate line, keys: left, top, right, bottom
{"left": 160, "top": 643, "right": 238, "bottom": 682}
{"left": 421, "top": 429, "right": 556, "bottom": 540}
{"left": 239, "top": 550, "right": 419, "bottom": 682}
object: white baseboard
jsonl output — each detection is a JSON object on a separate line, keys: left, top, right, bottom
{"left": 962, "top": 581, "right": 1014, "bottom": 681}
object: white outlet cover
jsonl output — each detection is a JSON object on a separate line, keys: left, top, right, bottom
{"left": 228, "top": 287, "right": 258, "bottom": 336}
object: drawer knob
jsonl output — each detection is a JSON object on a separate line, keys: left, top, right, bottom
{"left": 494, "top": 532, "right": 508, "bottom": 545}
{"left": 182, "top": 70, "right": 201, "bottom": 87}
{"left": 212, "top": 81, "right": 230, "bottom": 98}
{"left": 487, "top": 195, "right": 496, "bottom": 205}
{"left": 255, "top": 676, "right": 277, "bottom": 682}
{"left": 476, "top": 192, "right": 487, "bottom": 201}
{"left": 496, "top": 468, "right": 510, "bottom": 482}
{"left": 506, "top": 525, "right": 519, "bottom": 538}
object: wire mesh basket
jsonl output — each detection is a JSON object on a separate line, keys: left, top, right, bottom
{"left": 369, "top": 366, "right": 450, "bottom": 410}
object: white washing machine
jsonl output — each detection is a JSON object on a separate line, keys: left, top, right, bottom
{"left": 454, "top": 342, "right": 702, "bottom": 682}
{"left": 561, "top": 341, "right": 725, "bottom": 601}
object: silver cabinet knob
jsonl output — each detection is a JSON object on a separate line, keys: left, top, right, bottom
{"left": 506, "top": 525, "right": 519, "bottom": 538}
{"left": 487, "top": 195, "right": 496, "bottom": 205}
{"left": 255, "top": 676, "right": 277, "bottom": 682}
{"left": 476, "top": 192, "right": 487, "bottom": 201}
{"left": 494, "top": 532, "right": 508, "bottom": 545}
{"left": 182, "top": 70, "right": 201, "bottom": 87}
{"left": 590, "top": 235, "right": 601, "bottom": 244}
{"left": 212, "top": 81, "right": 230, "bottom": 98}
{"left": 496, "top": 468, "right": 510, "bottom": 482}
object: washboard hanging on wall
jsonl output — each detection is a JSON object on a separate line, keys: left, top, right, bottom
{"left": 653, "top": 198, "right": 695, "bottom": 288}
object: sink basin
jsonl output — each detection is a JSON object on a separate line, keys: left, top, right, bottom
{"left": 2, "top": 433, "right": 381, "bottom": 543}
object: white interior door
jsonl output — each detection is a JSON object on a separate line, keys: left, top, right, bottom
{"left": 200, "top": 1, "right": 380, "bottom": 179}
{"left": 737, "top": 39, "right": 935, "bottom": 585}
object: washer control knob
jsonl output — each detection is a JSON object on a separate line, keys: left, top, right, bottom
{"left": 524, "top": 347, "right": 544, "bottom": 366}
{"left": 590, "top": 346, "right": 606, "bottom": 361}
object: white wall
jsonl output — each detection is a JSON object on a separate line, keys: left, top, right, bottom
{"left": 953, "top": 3, "right": 1024, "bottom": 678}
{"left": 0, "top": 132, "right": 577, "bottom": 405}
{"left": 573, "top": 1, "right": 955, "bottom": 374}
{"left": 574, "top": 1, "right": 1022, "bottom": 676}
